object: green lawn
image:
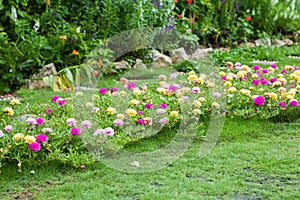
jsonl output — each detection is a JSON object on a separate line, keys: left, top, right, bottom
{"left": 0, "top": 111, "right": 299, "bottom": 199}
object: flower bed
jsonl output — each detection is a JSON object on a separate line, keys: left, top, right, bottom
{"left": 1, "top": 61, "right": 300, "bottom": 170}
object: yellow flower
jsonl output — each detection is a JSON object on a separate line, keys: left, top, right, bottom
{"left": 278, "top": 78, "right": 287, "bottom": 84}
{"left": 294, "top": 70, "right": 300, "bottom": 76}
{"left": 193, "top": 100, "right": 201, "bottom": 108}
{"left": 75, "top": 92, "right": 83, "bottom": 96}
{"left": 224, "top": 81, "right": 232, "bottom": 87}
{"left": 286, "top": 95, "right": 294, "bottom": 100}
{"left": 258, "top": 88, "right": 265, "bottom": 92}
{"left": 13, "top": 133, "right": 24, "bottom": 142}
{"left": 269, "top": 92, "right": 277, "bottom": 100}
{"left": 198, "top": 97, "right": 205, "bottom": 103}
{"left": 249, "top": 87, "right": 255, "bottom": 90}
{"left": 228, "top": 87, "right": 237, "bottom": 93}
{"left": 116, "top": 114, "right": 125, "bottom": 119}
{"left": 106, "top": 107, "right": 116, "bottom": 114}
{"left": 212, "top": 102, "right": 220, "bottom": 109}
{"left": 182, "top": 87, "right": 191, "bottom": 94}
{"left": 290, "top": 73, "right": 298, "bottom": 80}
{"left": 241, "top": 65, "right": 250, "bottom": 71}
{"left": 219, "top": 71, "right": 226, "bottom": 77}
{"left": 188, "top": 70, "right": 196, "bottom": 75}
{"left": 25, "top": 135, "right": 36, "bottom": 144}
{"left": 170, "top": 111, "right": 178, "bottom": 117}
{"left": 130, "top": 99, "right": 140, "bottom": 106}
{"left": 240, "top": 89, "right": 250, "bottom": 96}
{"left": 3, "top": 107, "right": 14, "bottom": 115}
{"left": 85, "top": 102, "right": 93, "bottom": 108}
{"left": 195, "top": 77, "right": 204, "bottom": 84}
{"left": 127, "top": 109, "right": 137, "bottom": 117}
{"left": 192, "top": 109, "right": 201, "bottom": 115}
{"left": 226, "top": 76, "right": 233, "bottom": 81}
{"left": 133, "top": 89, "right": 141, "bottom": 95}
{"left": 252, "top": 74, "right": 259, "bottom": 79}
{"left": 188, "top": 74, "right": 197, "bottom": 81}
{"left": 278, "top": 87, "right": 286, "bottom": 93}
{"left": 120, "top": 91, "right": 127, "bottom": 96}
{"left": 272, "top": 81, "right": 282, "bottom": 87}
{"left": 10, "top": 99, "right": 20, "bottom": 105}
{"left": 157, "top": 87, "right": 167, "bottom": 95}
{"left": 287, "top": 89, "right": 297, "bottom": 96}
{"left": 268, "top": 67, "right": 275, "bottom": 73}
{"left": 277, "top": 74, "right": 284, "bottom": 78}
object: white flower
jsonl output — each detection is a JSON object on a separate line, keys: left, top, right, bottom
{"left": 11, "top": 7, "right": 17, "bottom": 22}
{"left": 34, "top": 21, "right": 40, "bottom": 32}
{"left": 76, "top": 27, "right": 80, "bottom": 33}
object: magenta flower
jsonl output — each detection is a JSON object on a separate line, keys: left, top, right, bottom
{"left": 110, "top": 87, "right": 119, "bottom": 93}
{"left": 4, "top": 125, "right": 12, "bottom": 132}
{"left": 278, "top": 102, "right": 286, "bottom": 108}
{"left": 160, "top": 103, "right": 167, "bottom": 109}
{"left": 98, "top": 88, "right": 108, "bottom": 94}
{"left": 260, "top": 78, "right": 269, "bottom": 85}
{"left": 145, "top": 103, "right": 154, "bottom": 109}
{"left": 253, "top": 65, "right": 260, "bottom": 71}
{"left": 57, "top": 98, "right": 66, "bottom": 107}
{"left": 46, "top": 108, "right": 52, "bottom": 114}
{"left": 251, "top": 79, "right": 259, "bottom": 85}
{"left": 81, "top": 120, "right": 92, "bottom": 128}
{"left": 270, "top": 77, "right": 277, "bottom": 83}
{"left": 261, "top": 69, "right": 268, "bottom": 74}
{"left": 104, "top": 127, "right": 114, "bottom": 136}
{"left": 51, "top": 95, "right": 60, "bottom": 103}
{"left": 66, "top": 118, "right": 76, "bottom": 126}
{"left": 137, "top": 119, "right": 145, "bottom": 125}
{"left": 289, "top": 99, "right": 298, "bottom": 107}
{"left": 36, "top": 134, "right": 48, "bottom": 143}
{"left": 169, "top": 85, "right": 177, "bottom": 92}
{"left": 113, "top": 119, "right": 124, "bottom": 126}
{"left": 138, "top": 111, "right": 144, "bottom": 115}
{"left": 70, "top": 127, "right": 81, "bottom": 135}
{"left": 28, "top": 142, "right": 41, "bottom": 151}
{"left": 221, "top": 76, "right": 227, "bottom": 81}
{"left": 270, "top": 63, "right": 277, "bottom": 69}
{"left": 253, "top": 96, "right": 265, "bottom": 106}
{"left": 36, "top": 118, "right": 44, "bottom": 125}
{"left": 281, "top": 69, "right": 287, "bottom": 74}
{"left": 127, "top": 82, "right": 137, "bottom": 90}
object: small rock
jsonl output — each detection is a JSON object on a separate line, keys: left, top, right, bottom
{"left": 255, "top": 38, "right": 271, "bottom": 46}
{"left": 151, "top": 49, "right": 172, "bottom": 67}
{"left": 170, "top": 47, "right": 189, "bottom": 63}
{"left": 191, "top": 48, "right": 213, "bottom": 59}
{"left": 273, "top": 39, "right": 285, "bottom": 46}
{"left": 283, "top": 38, "right": 294, "bottom": 46}
{"left": 113, "top": 60, "right": 131, "bottom": 70}
{"left": 129, "top": 161, "right": 140, "bottom": 167}
{"left": 133, "top": 59, "right": 147, "bottom": 69}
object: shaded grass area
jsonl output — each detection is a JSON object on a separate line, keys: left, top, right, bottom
{"left": 0, "top": 116, "right": 299, "bottom": 199}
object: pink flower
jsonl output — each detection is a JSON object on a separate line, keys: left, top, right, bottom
{"left": 0, "top": 130, "right": 4, "bottom": 137}
{"left": 144, "top": 117, "right": 153, "bottom": 125}
{"left": 104, "top": 127, "right": 114, "bottom": 136}
{"left": 57, "top": 98, "right": 66, "bottom": 107}
{"left": 66, "top": 118, "right": 76, "bottom": 126}
{"left": 36, "top": 118, "right": 44, "bottom": 125}
{"left": 81, "top": 120, "right": 92, "bottom": 128}
{"left": 253, "top": 96, "right": 265, "bottom": 106}
{"left": 138, "top": 111, "right": 144, "bottom": 115}
{"left": 159, "top": 117, "right": 168, "bottom": 125}
{"left": 289, "top": 99, "right": 298, "bottom": 107}
{"left": 42, "top": 128, "right": 52, "bottom": 133}
{"left": 26, "top": 118, "right": 37, "bottom": 125}
{"left": 4, "top": 125, "right": 12, "bottom": 132}
{"left": 51, "top": 95, "right": 60, "bottom": 103}
{"left": 168, "top": 85, "right": 177, "bottom": 92}
{"left": 170, "top": 73, "right": 178, "bottom": 80}
{"left": 113, "top": 119, "right": 124, "bottom": 126}
{"left": 93, "top": 129, "right": 104, "bottom": 136}
{"left": 98, "top": 88, "right": 108, "bottom": 94}
{"left": 36, "top": 134, "right": 48, "bottom": 143}
{"left": 126, "top": 82, "right": 137, "bottom": 90}
{"left": 28, "top": 142, "right": 41, "bottom": 151}
{"left": 156, "top": 109, "right": 166, "bottom": 115}
{"left": 120, "top": 77, "right": 128, "bottom": 84}
{"left": 192, "top": 87, "right": 200, "bottom": 94}
{"left": 70, "top": 127, "right": 81, "bottom": 135}
{"left": 159, "top": 75, "right": 167, "bottom": 81}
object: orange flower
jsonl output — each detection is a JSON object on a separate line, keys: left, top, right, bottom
{"left": 189, "top": 18, "right": 195, "bottom": 23}
{"left": 72, "top": 50, "right": 79, "bottom": 56}
{"left": 246, "top": 16, "right": 252, "bottom": 21}
{"left": 59, "top": 35, "right": 67, "bottom": 40}
{"left": 177, "top": 14, "right": 183, "bottom": 18}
